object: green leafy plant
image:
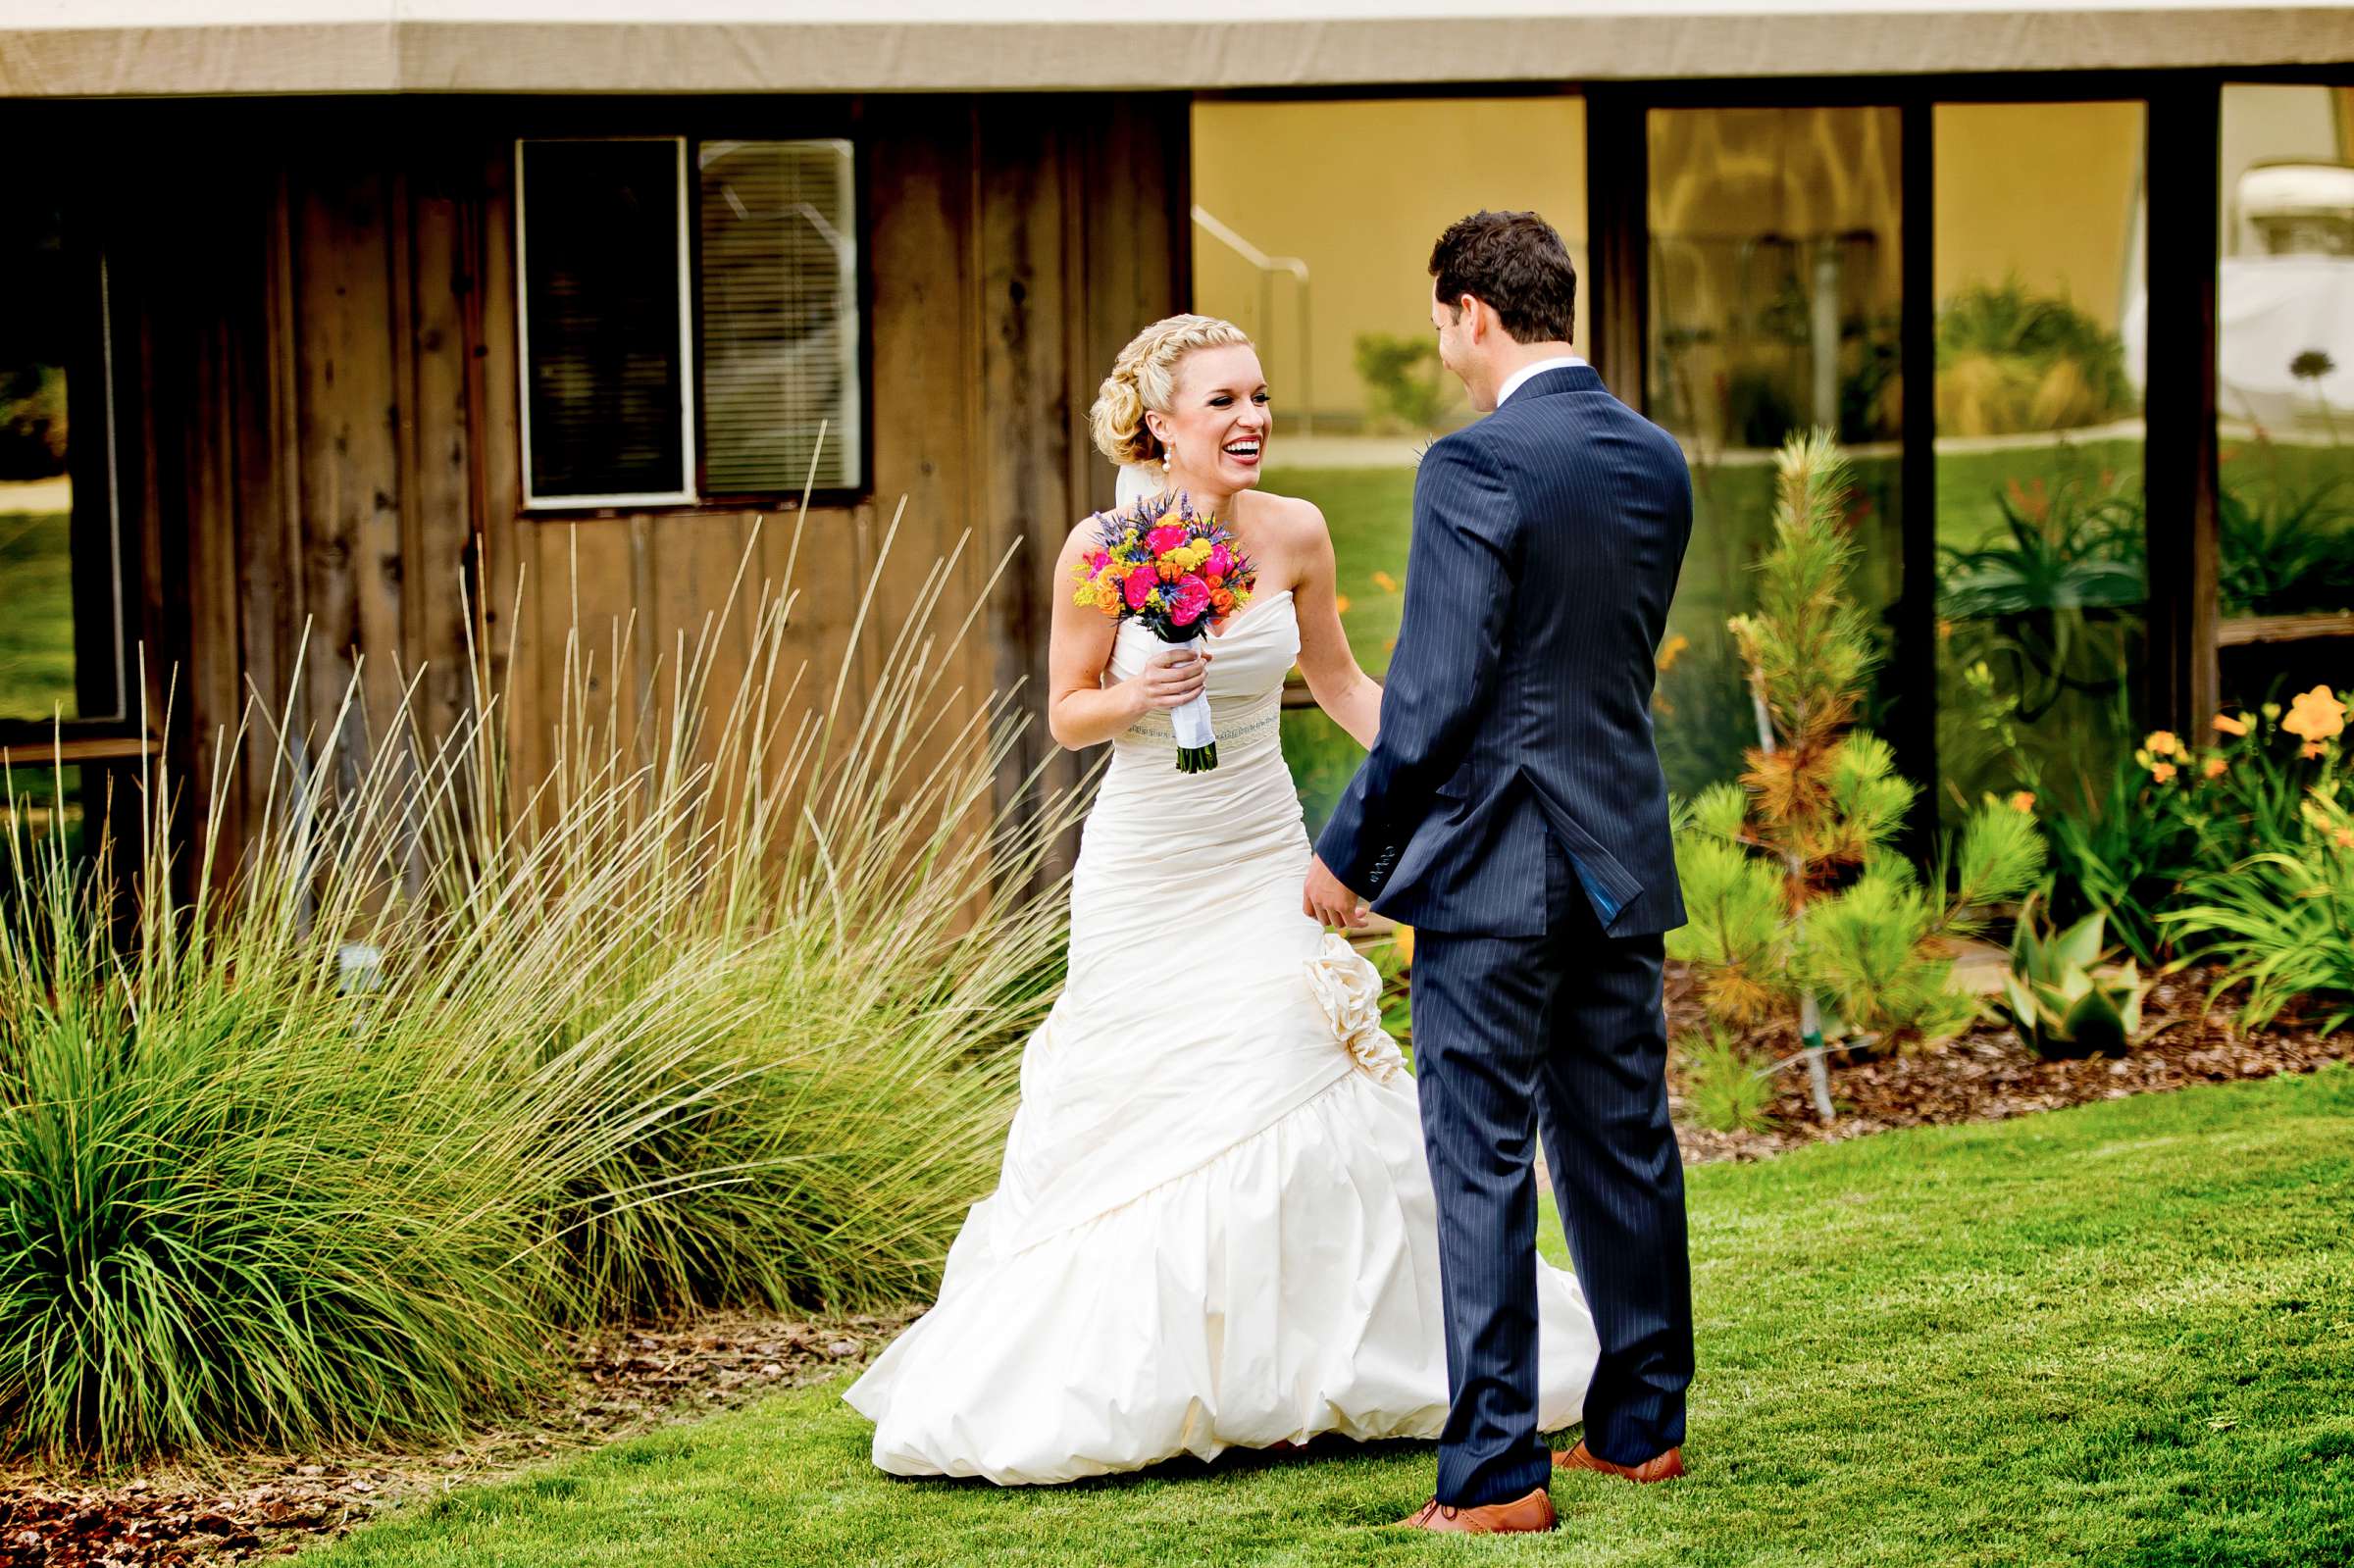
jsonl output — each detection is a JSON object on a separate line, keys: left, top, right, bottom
{"left": 1677, "top": 1026, "right": 1778, "bottom": 1133}
{"left": 1997, "top": 895, "right": 2149, "bottom": 1058}
{"left": 2166, "top": 689, "right": 2354, "bottom": 1031}
{"left": 1353, "top": 331, "right": 1454, "bottom": 432}
{"left": 1668, "top": 430, "right": 2046, "bottom": 1122}
{"left": 2218, "top": 470, "right": 2354, "bottom": 616}
{"left": 1936, "top": 472, "right": 2145, "bottom": 725}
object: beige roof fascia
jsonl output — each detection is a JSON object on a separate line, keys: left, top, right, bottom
{"left": 1, "top": 1, "right": 2349, "bottom": 98}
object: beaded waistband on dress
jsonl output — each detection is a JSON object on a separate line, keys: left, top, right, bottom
{"left": 1119, "top": 692, "right": 1284, "bottom": 752}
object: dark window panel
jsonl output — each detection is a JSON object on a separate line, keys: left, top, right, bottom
{"left": 521, "top": 139, "right": 689, "bottom": 502}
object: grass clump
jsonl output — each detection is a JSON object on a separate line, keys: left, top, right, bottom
{"left": 0, "top": 492, "right": 1078, "bottom": 1462}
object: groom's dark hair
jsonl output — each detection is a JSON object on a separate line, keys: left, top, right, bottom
{"left": 1429, "top": 210, "right": 1577, "bottom": 344}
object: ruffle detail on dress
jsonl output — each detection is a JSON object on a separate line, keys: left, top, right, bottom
{"left": 1305, "top": 935, "right": 1407, "bottom": 1083}
{"left": 842, "top": 1068, "right": 1596, "bottom": 1485}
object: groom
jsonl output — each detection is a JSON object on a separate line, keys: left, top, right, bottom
{"left": 1305, "top": 210, "right": 1695, "bottom": 1535}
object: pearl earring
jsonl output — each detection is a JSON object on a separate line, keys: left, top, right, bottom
{"left": 1161, "top": 448, "right": 1172, "bottom": 473}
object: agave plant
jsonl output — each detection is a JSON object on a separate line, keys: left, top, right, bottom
{"left": 1998, "top": 894, "right": 2149, "bottom": 1059}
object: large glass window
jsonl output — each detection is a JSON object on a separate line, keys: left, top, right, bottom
{"left": 0, "top": 181, "right": 118, "bottom": 733}
{"left": 2, "top": 181, "right": 117, "bottom": 860}
{"left": 2204, "top": 83, "right": 2354, "bottom": 706}
{"left": 1646, "top": 106, "right": 1907, "bottom": 796}
{"left": 1190, "top": 95, "right": 1588, "bottom": 829}
{"left": 1935, "top": 101, "right": 2148, "bottom": 823}
{"left": 517, "top": 135, "right": 863, "bottom": 508}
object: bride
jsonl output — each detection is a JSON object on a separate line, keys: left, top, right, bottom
{"left": 844, "top": 314, "right": 1598, "bottom": 1484}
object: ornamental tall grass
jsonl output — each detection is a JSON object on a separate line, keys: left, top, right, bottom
{"left": 0, "top": 490, "right": 1080, "bottom": 1462}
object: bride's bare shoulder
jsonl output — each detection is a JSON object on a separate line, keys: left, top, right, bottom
{"left": 1245, "top": 489, "right": 1330, "bottom": 545}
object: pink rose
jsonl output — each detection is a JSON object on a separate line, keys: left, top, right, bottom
{"left": 1088, "top": 550, "right": 1110, "bottom": 573}
{"left": 1123, "top": 569, "right": 1155, "bottom": 611}
{"left": 1146, "top": 525, "right": 1189, "bottom": 558}
{"left": 1170, "top": 574, "right": 1211, "bottom": 627}
{"left": 1204, "top": 543, "right": 1234, "bottom": 579}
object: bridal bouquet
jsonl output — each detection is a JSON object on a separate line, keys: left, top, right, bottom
{"left": 1069, "top": 490, "right": 1256, "bottom": 772}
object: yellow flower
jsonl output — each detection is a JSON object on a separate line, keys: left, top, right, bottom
{"left": 1394, "top": 925, "right": 1415, "bottom": 967}
{"left": 2203, "top": 756, "right": 2227, "bottom": 780}
{"left": 2144, "top": 730, "right": 2181, "bottom": 758}
{"left": 2304, "top": 741, "right": 2328, "bottom": 760}
{"left": 2335, "top": 828, "right": 2354, "bottom": 849}
{"left": 1657, "top": 633, "right": 1690, "bottom": 674}
{"left": 1334, "top": 594, "right": 1353, "bottom": 615}
{"left": 2008, "top": 790, "right": 2035, "bottom": 814}
{"left": 2150, "top": 761, "right": 2178, "bottom": 784}
{"left": 1372, "top": 570, "right": 1401, "bottom": 593}
{"left": 2282, "top": 685, "right": 2346, "bottom": 744}
{"left": 2212, "top": 711, "right": 2249, "bottom": 737}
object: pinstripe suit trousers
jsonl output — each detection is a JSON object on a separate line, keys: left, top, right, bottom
{"left": 1410, "top": 837, "right": 1693, "bottom": 1507}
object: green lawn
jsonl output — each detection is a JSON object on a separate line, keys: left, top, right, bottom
{"left": 313, "top": 1067, "right": 2354, "bottom": 1568}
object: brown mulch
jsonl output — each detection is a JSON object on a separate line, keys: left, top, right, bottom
{"left": 12, "top": 965, "right": 2349, "bottom": 1565}
{"left": 1664, "top": 960, "right": 2354, "bottom": 1165}
{"left": 0, "top": 1311, "right": 909, "bottom": 1568}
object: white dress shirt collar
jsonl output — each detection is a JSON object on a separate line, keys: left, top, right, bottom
{"left": 1495, "top": 353, "right": 1588, "bottom": 409}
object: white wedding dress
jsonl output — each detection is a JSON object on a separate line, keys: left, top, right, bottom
{"left": 844, "top": 572, "right": 1600, "bottom": 1485}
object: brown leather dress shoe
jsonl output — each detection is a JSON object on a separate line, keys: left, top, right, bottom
{"left": 1395, "top": 1487, "right": 1557, "bottom": 1533}
{"left": 1552, "top": 1440, "right": 1685, "bottom": 1483}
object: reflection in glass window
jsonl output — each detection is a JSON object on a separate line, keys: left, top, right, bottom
{"left": 0, "top": 206, "right": 77, "bottom": 725}
{"left": 1934, "top": 101, "right": 2147, "bottom": 825}
{"left": 0, "top": 189, "right": 107, "bottom": 729}
{"left": 1647, "top": 106, "right": 1906, "bottom": 798}
{"left": 1192, "top": 97, "right": 1587, "bottom": 831}
{"left": 2208, "top": 84, "right": 2354, "bottom": 706}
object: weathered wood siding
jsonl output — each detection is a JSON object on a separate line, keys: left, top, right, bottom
{"left": 98, "top": 95, "right": 1184, "bottom": 875}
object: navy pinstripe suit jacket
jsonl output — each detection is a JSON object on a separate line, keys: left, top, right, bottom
{"left": 1315, "top": 363, "right": 1693, "bottom": 938}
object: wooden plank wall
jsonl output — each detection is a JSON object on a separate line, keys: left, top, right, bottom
{"left": 108, "top": 95, "right": 1185, "bottom": 881}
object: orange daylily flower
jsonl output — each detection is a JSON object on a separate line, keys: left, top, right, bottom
{"left": 2149, "top": 761, "right": 2178, "bottom": 784}
{"left": 2283, "top": 685, "right": 2346, "bottom": 744}
{"left": 2009, "top": 790, "right": 2035, "bottom": 813}
{"left": 2202, "top": 756, "right": 2227, "bottom": 780}
{"left": 2212, "top": 712, "right": 2250, "bottom": 736}
{"left": 2143, "top": 730, "right": 2181, "bottom": 758}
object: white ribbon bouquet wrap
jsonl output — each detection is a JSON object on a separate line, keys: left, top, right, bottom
{"left": 1076, "top": 477, "right": 1258, "bottom": 774}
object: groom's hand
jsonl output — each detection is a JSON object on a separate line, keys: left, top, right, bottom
{"left": 1304, "top": 855, "right": 1369, "bottom": 930}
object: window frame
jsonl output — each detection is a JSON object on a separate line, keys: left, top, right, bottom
{"left": 0, "top": 200, "right": 137, "bottom": 748}
{"left": 513, "top": 128, "right": 870, "bottom": 516}
{"left": 514, "top": 134, "right": 698, "bottom": 512}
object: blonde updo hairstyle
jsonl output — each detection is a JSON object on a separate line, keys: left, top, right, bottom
{"left": 1089, "top": 314, "right": 1254, "bottom": 468}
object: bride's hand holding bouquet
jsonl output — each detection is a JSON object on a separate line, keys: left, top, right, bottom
{"left": 1070, "top": 490, "right": 1257, "bottom": 772}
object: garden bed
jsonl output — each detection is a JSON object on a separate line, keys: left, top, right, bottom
{"left": 0, "top": 1313, "right": 910, "bottom": 1567}
{"left": 1665, "top": 959, "right": 2354, "bottom": 1164}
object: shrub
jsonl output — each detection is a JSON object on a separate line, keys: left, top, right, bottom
{"left": 1668, "top": 431, "right": 2045, "bottom": 1122}
{"left": 1934, "top": 280, "right": 2135, "bottom": 436}
{"left": 0, "top": 505, "right": 1077, "bottom": 1460}
{"left": 1353, "top": 331, "right": 1455, "bottom": 432}
{"left": 1677, "top": 1027, "right": 1777, "bottom": 1134}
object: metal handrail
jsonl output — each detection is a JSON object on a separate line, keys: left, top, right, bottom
{"left": 1192, "top": 204, "right": 1312, "bottom": 435}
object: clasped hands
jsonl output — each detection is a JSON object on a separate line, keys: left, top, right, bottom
{"left": 1304, "top": 853, "right": 1369, "bottom": 931}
